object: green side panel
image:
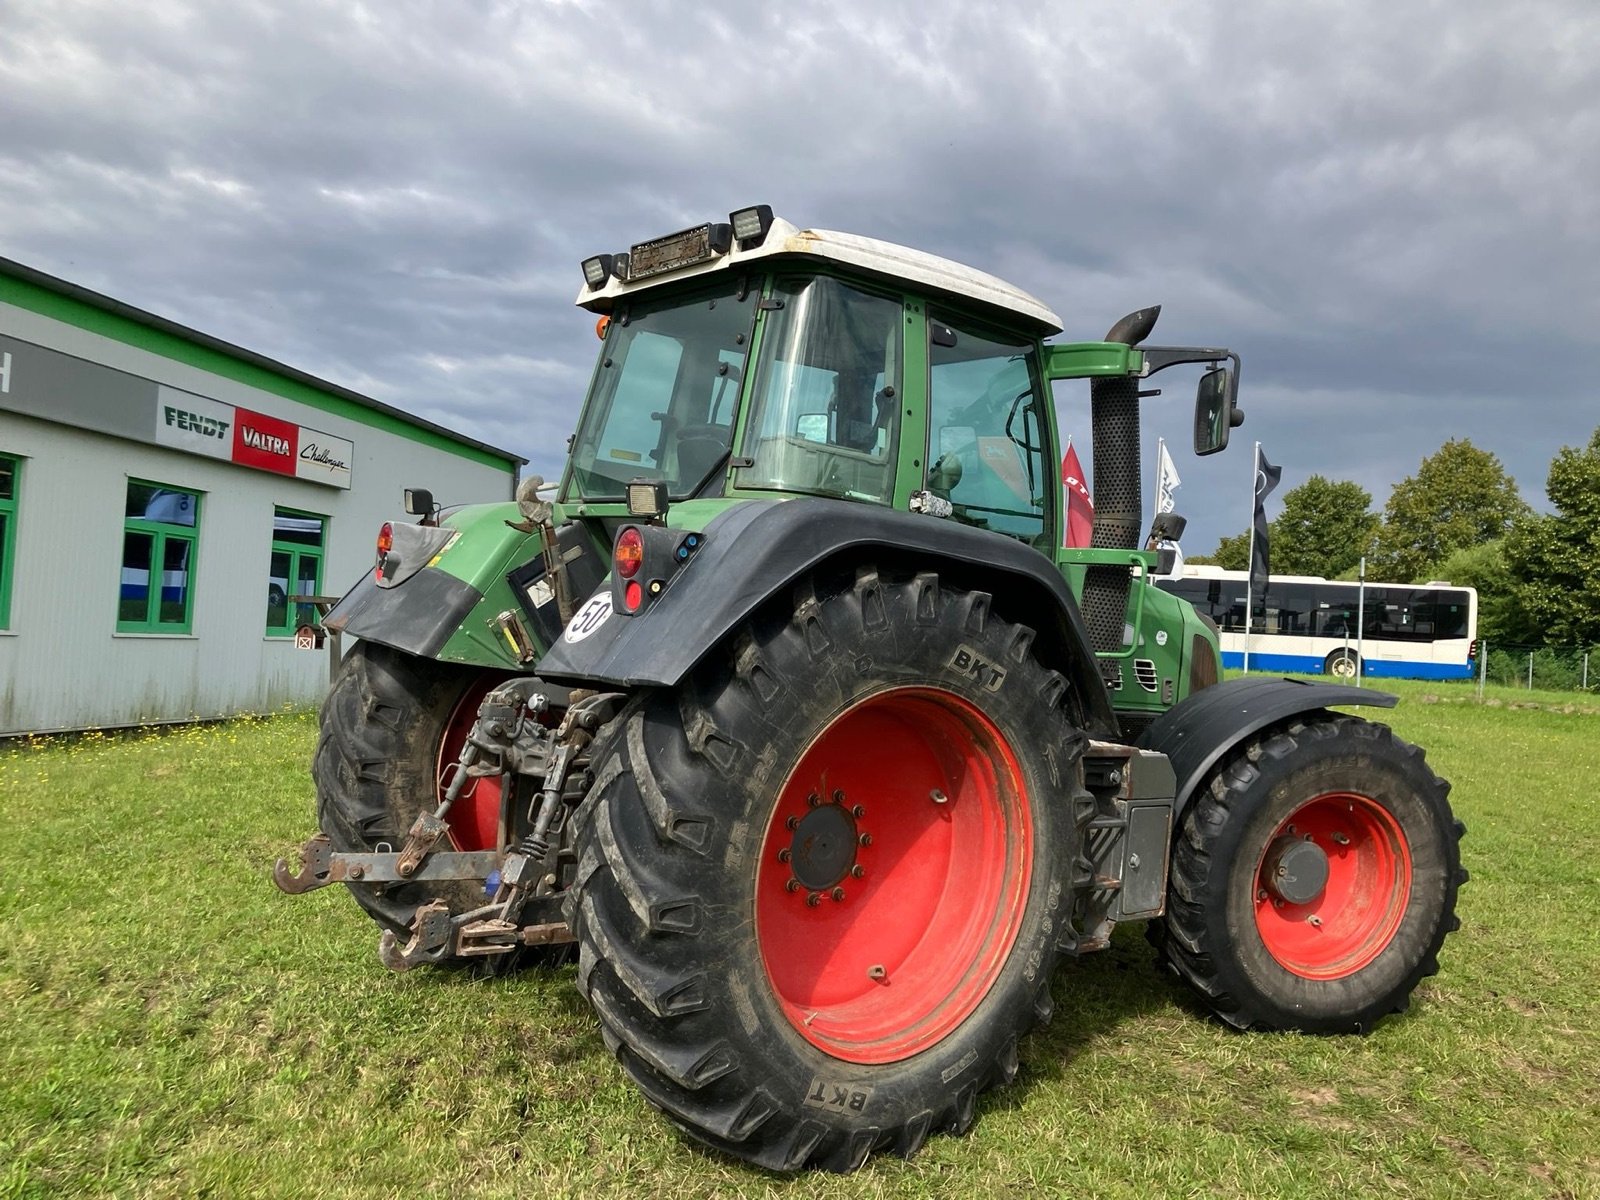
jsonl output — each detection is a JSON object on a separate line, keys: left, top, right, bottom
{"left": 425, "top": 502, "right": 560, "bottom": 668}
{"left": 1044, "top": 342, "right": 1142, "bottom": 380}
{"left": 0, "top": 272, "right": 519, "bottom": 473}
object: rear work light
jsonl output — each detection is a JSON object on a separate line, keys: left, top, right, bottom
{"left": 614, "top": 527, "right": 644, "bottom": 579}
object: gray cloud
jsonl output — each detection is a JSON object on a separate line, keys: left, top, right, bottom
{"left": 2, "top": 0, "right": 1595, "bottom": 552}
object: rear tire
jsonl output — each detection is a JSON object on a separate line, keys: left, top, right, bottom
{"left": 313, "top": 641, "right": 509, "bottom": 941}
{"left": 1160, "top": 714, "right": 1465, "bottom": 1032}
{"left": 565, "top": 566, "right": 1089, "bottom": 1171}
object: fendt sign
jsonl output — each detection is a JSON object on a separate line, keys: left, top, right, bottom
{"left": 0, "top": 333, "right": 353, "bottom": 488}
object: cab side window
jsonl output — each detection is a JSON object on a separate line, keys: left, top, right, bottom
{"left": 926, "top": 315, "right": 1049, "bottom": 545}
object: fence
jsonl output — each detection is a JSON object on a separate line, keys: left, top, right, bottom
{"left": 1478, "top": 642, "right": 1600, "bottom": 693}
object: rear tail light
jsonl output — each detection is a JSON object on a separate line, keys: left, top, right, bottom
{"left": 623, "top": 580, "right": 644, "bottom": 612}
{"left": 375, "top": 522, "right": 394, "bottom": 580}
{"left": 614, "top": 527, "right": 644, "bottom": 578}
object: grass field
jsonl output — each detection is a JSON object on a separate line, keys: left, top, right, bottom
{"left": 2, "top": 680, "right": 1597, "bottom": 1198}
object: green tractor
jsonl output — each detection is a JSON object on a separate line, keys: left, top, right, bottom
{"left": 275, "top": 206, "right": 1465, "bottom": 1172}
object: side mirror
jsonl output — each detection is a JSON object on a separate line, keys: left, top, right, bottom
{"left": 403, "top": 487, "right": 434, "bottom": 516}
{"left": 1194, "top": 367, "right": 1244, "bottom": 456}
{"left": 795, "top": 413, "right": 828, "bottom": 443}
{"left": 927, "top": 453, "right": 964, "bottom": 496}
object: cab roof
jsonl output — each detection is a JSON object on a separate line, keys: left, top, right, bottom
{"left": 575, "top": 216, "right": 1063, "bottom": 337}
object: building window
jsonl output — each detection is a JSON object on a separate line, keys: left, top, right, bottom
{"left": 119, "top": 480, "right": 200, "bottom": 634}
{"left": 0, "top": 455, "right": 18, "bottom": 630}
{"left": 267, "top": 508, "right": 325, "bottom": 636}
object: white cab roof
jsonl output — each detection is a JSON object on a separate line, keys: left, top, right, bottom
{"left": 575, "top": 216, "right": 1062, "bottom": 336}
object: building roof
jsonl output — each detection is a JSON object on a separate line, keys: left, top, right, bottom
{"left": 0, "top": 255, "right": 525, "bottom": 470}
{"left": 575, "top": 216, "right": 1063, "bottom": 336}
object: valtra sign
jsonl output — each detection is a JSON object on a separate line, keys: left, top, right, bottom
{"left": 156, "top": 386, "right": 354, "bottom": 488}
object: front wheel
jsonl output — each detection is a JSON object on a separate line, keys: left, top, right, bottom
{"left": 1324, "top": 648, "right": 1361, "bottom": 679}
{"left": 566, "top": 566, "right": 1088, "bottom": 1171}
{"left": 1160, "top": 714, "right": 1465, "bottom": 1032}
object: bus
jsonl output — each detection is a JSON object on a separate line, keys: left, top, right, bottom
{"left": 1156, "top": 566, "right": 1478, "bottom": 680}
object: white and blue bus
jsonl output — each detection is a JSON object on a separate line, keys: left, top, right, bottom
{"left": 1156, "top": 566, "right": 1478, "bottom": 681}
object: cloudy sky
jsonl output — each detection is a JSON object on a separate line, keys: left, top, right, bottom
{"left": 3, "top": 0, "right": 1595, "bottom": 554}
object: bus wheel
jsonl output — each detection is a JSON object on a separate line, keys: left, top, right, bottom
{"left": 1324, "top": 649, "right": 1360, "bottom": 679}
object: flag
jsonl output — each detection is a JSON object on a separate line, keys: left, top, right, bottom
{"left": 1249, "top": 446, "right": 1282, "bottom": 599}
{"left": 1156, "top": 440, "right": 1181, "bottom": 514}
{"left": 1154, "top": 438, "right": 1183, "bottom": 576}
{"left": 1062, "top": 440, "right": 1094, "bottom": 548}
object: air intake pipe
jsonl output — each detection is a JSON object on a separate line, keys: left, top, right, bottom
{"left": 1081, "top": 306, "right": 1159, "bottom": 659}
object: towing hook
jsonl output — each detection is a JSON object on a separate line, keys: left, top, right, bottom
{"left": 272, "top": 833, "right": 334, "bottom": 895}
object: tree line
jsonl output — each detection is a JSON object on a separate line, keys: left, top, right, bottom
{"left": 1190, "top": 428, "right": 1600, "bottom": 647}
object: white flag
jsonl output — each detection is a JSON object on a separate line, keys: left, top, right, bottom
{"left": 1154, "top": 438, "right": 1184, "bottom": 577}
{"left": 1157, "top": 440, "right": 1181, "bottom": 514}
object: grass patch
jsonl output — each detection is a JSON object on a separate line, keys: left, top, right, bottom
{"left": 2, "top": 689, "right": 1598, "bottom": 1198}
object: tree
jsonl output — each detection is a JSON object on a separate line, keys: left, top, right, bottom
{"left": 1504, "top": 427, "right": 1600, "bottom": 646}
{"left": 1371, "top": 439, "right": 1530, "bottom": 581}
{"left": 1211, "top": 530, "right": 1250, "bottom": 571}
{"left": 1432, "top": 539, "right": 1537, "bottom": 644}
{"left": 1271, "top": 476, "right": 1377, "bottom": 577}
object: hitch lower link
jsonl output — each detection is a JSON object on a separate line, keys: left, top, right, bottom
{"left": 271, "top": 684, "right": 623, "bottom": 972}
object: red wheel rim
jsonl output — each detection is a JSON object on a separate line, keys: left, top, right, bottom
{"left": 1254, "top": 792, "right": 1411, "bottom": 979}
{"left": 755, "top": 688, "right": 1033, "bottom": 1064}
{"left": 437, "top": 676, "right": 506, "bottom": 852}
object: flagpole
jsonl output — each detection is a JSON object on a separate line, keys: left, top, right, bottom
{"left": 1244, "top": 441, "right": 1259, "bottom": 673}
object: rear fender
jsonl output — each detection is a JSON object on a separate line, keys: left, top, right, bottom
{"left": 322, "top": 502, "right": 561, "bottom": 670}
{"left": 1137, "top": 675, "right": 1398, "bottom": 822}
{"left": 535, "top": 497, "right": 1119, "bottom": 738}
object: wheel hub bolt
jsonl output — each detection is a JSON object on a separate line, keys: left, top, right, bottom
{"left": 831, "top": 887, "right": 846, "bottom": 902}
{"left": 807, "top": 793, "right": 821, "bottom": 808}
{"left": 786, "top": 816, "right": 800, "bottom": 831}
{"left": 851, "top": 865, "right": 865, "bottom": 879}
{"left": 851, "top": 804, "right": 865, "bottom": 818}
{"left": 833, "top": 789, "right": 846, "bottom": 804}
{"left": 786, "top": 878, "right": 802, "bottom": 893}
{"left": 806, "top": 892, "right": 822, "bottom": 907}
{"left": 777, "top": 848, "right": 792, "bottom": 863}
{"left": 859, "top": 833, "right": 873, "bottom": 847}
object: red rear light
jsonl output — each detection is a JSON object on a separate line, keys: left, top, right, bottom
{"left": 615, "top": 527, "right": 644, "bottom": 579}
{"left": 624, "top": 579, "right": 643, "bottom": 611}
{"left": 375, "top": 522, "right": 394, "bottom": 579}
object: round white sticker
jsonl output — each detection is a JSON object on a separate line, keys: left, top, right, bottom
{"left": 563, "top": 591, "right": 614, "bottom": 643}
{"left": 1155, "top": 630, "right": 1168, "bottom": 647}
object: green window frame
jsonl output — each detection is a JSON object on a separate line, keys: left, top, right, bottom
{"left": 266, "top": 508, "right": 326, "bottom": 636}
{"left": 119, "top": 480, "right": 201, "bottom": 634}
{"left": 0, "top": 454, "right": 19, "bottom": 630}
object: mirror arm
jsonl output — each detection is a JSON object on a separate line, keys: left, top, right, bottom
{"left": 1140, "top": 346, "right": 1236, "bottom": 376}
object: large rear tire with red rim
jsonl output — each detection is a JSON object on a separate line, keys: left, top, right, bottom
{"left": 1160, "top": 713, "right": 1465, "bottom": 1033}
{"left": 565, "top": 566, "right": 1088, "bottom": 1171}
{"left": 313, "top": 641, "right": 511, "bottom": 944}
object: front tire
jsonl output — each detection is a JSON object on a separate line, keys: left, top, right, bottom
{"left": 566, "top": 566, "right": 1089, "bottom": 1171}
{"left": 1324, "top": 648, "right": 1360, "bottom": 679}
{"left": 1161, "top": 714, "right": 1465, "bottom": 1032}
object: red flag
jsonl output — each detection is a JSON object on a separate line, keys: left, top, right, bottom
{"left": 1062, "top": 441, "right": 1094, "bottom": 548}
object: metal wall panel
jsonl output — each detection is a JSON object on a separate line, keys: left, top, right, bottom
{"left": 0, "top": 299, "right": 518, "bottom": 734}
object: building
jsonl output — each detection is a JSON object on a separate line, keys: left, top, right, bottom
{"left": 0, "top": 257, "right": 524, "bottom": 734}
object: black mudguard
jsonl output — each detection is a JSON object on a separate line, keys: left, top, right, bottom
{"left": 535, "top": 497, "right": 1119, "bottom": 738}
{"left": 1138, "top": 675, "right": 1397, "bottom": 822}
{"left": 322, "top": 567, "right": 483, "bottom": 659}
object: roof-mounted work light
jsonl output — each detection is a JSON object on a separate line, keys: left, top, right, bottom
{"left": 729, "top": 204, "right": 774, "bottom": 249}
{"left": 581, "top": 254, "right": 615, "bottom": 289}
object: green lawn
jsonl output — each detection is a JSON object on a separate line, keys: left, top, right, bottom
{"left": 2, "top": 682, "right": 1597, "bottom": 1198}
